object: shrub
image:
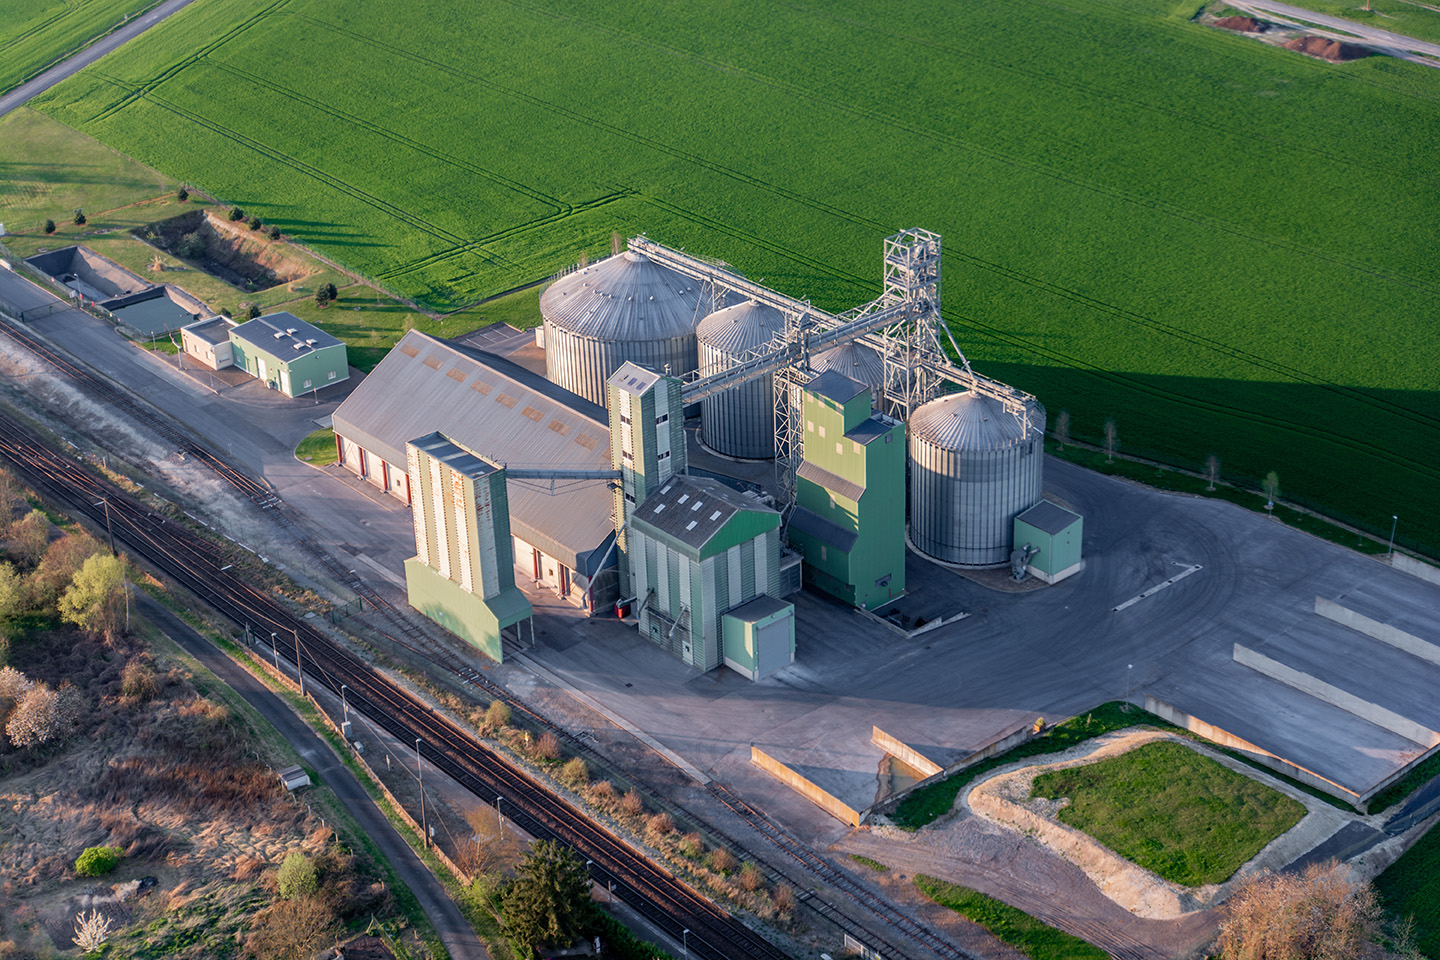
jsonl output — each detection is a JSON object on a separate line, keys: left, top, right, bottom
{"left": 678, "top": 832, "right": 704, "bottom": 858}
{"left": 247, "top": 304, "right": 261, "bottom": 319}
{"left": 618, "top": 790, "right": 644, "bottom": 817}
{"left": 72, "top": 209, "right": 86, "bottom": 225}
{"left": 7, "top": 684, "right": 63, "bottom": 747}
{"left": 772, "top": 884, "right": 796, "bottom": 915}
{"left": 644, "top": 812, "right": 673, "bottom": 841}
{"left": 277, "top": 850, "right": 319, "bottom": 900}
{"left": 72, "top": 908, "right": 112, "bottom": 952}
{"left": 268, "top": 226, "right": 281, "bottom": 240}
{"left": 534, "top": 730, "right": 561, "bottom": 761}
{"left": 738, "top": 861, "right": 764, "bottom": 892}
{"left": 314, "top": 284, "right": 332, "bottom": 306}
{"left": 228, "top": 206, "right": 244, "bottom": 221}
{"left": 1218, "top": 862, "right": 1378, "bottom": 960}
{"left": 559, "top": 756, "right": 587, "bottom": 788}
{"left": 44, "top": 219, "right": 55, "bottom": 234}
{"left": 176, "top": 231, "right": 205, "bottom": 259}
{"left": 707, "top": 848, "right": 736, "bottom": 874}
{"left": 220, "top": 307, "right": 232, "bottom": 318}
{"left": 74, "top": 846, "right": 123, "bottom": 877}
{"left": 121, "top": 661, "right": 159, "bottom": 701}
{"left": 244, "top": 896, "right": 337, "bottom": 960}
{"left": 587, "top": 780, "right": 616, "bottom": 809}
{"left": 247, "top": 216, "right": 263, "bottom": 231}
{"left": 176, "top": 186, "right": 188, "bottom": 202}
{"left": 483, "top": 700, "right": 510, "bottom": 732}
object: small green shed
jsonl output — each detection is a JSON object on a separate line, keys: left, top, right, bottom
{"left": 229, "top": 311, "right": 348, "bottom": 398}
{"left": 722, "top": 595, "right": 795, "bottom": 681}
{"left": 1013, "top": 501, "right": 1084, "bottom": 584}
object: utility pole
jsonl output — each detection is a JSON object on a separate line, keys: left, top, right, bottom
{"left": 1389, "top": 515, "right": 1399, "bottom": 560}
{"left": 94, "top": 498, "right": 116, "bottom": 555}
{"left": 271, "top": 632, "right": 279, "bottom": 672}
{"left": 294, "top": 629, "right": 305, "bottom": 696}
{"left": 416, "top": 738, "right": 428, "bottom": 847}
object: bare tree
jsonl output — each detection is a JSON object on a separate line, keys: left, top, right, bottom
{"left": 0, "top": 665, "right": 33, "bottom": 706}
{"left": 1103, "top": 418, "right": 1118, "bottom": 464}
{"left": 1055, "top": 410, "right": 1071, "bottom": 449}
{"left": 10, "top": 509, "right": 50, "bottom": 564}
{"left": 1205, "top": 454, "right": 1221, "bottom": 492}
{"left": 244, "top": 897, "right": 338, "bottom": 960}
{"left": 1217, "top": 861, "right": 1379, "bottom": 960}
{"left": 7, "top": 683, "right": 60, "bottom": 747}
{"left": 611, "top": 231, "right": 622, "bottom": 256}
{"left": 73, "top": 908, "right": 113, "bottom": 951}
{"left": 1262, "top": 471, "right": 1280, "bottom": 516}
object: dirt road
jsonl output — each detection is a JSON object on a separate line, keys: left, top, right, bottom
{"left": 1226, "top": 0, "right": 1440, "bottom": 66}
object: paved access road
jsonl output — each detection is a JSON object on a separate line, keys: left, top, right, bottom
{"left": 135, "top": 592, "right": 492, "bottom": 960}
{"left": 0, "top": 0, "right": 198, "bottom": 118}
{"left": 1228, "top": 0, "right": 1440, "bottom": 64}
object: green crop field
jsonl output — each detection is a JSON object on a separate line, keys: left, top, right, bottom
{"left": 1031, "top": 740, "right": 1306, "bottom": 886}
{"left": 0, "top": 0, "right": 162, "bottom": 95}
{"left": 20, "top": 0, "right": 1440, "bottom": 554}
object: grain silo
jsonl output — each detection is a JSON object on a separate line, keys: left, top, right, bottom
{"left": 810, "top": 341, "right": 884, "bottom": 396}
{"left": 541, "top": 251, "right": 706, "bottom": 406}
{"left": 697, "top": 300, "right": 784, "bottom": 459}
{"left": 908, "top": 390, "right": 1046, "bottom": 566}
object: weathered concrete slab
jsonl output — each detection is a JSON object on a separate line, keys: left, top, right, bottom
{"left": 1315, "top": 597, "right": 1440, "bottom": 667}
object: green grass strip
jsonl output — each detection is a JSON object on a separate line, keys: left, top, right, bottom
{"left": 296, "top": 426, "right": 339, "bottom": 466}
{"left": 915, "top": 875, "right": 1108, "bottom": 960}
{"left": 1376, "top": 817, "right": 1440, "bottom": 958}
{"left": 849, "top": 854, "right": 889, "bottom": 872}
{"left": 1032, "top": 740, "right": 1305, "bottom": 886}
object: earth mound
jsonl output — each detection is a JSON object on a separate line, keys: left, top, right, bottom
{"left": 1215, "top": 15, "right": 1264, "bottom": 31}
{"left": 1285, "top": 35, "right": 1368, "bottom": 60}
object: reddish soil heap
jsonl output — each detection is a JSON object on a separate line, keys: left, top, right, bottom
{"left": 1285, "top": 34, "right": 1368, "bottom": 60}
{"left": 1216, "top": 15, "right": 1264, "bottom": 32}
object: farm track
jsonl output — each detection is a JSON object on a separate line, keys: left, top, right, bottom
{"left": 0, "top": 407, "right": 795, "bottom": 960}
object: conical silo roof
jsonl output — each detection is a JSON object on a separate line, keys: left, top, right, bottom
{"left": 910, "top": 391, "right": 1038, "bottom": 452}
{"left": 810, "top": 340, "right": 884, "bottom": 391}
{"left": 540, "top": 251, "right": 704, "bottom": 341}
{"left": 696, "top": 300, "right": 784, "bottom": 356}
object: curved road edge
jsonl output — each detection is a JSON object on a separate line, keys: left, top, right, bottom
{"left": 134, "top": 589, "right": 492, "bottom": 960}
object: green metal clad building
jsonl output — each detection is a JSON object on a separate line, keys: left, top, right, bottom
{"left": 787, "top": 371, "right": 906, "bottom": 609}
{"left": 628, "top": 474, "right": 783, "bottom": 671}
{"left": 1013, "top": 501, "right": 1084, "bottom": 584}
{"left": 403, "top": 432, "right": 532, "bottom": 662}
{"left": 722, "top": 595, "right": 795, "bottom": 681}
{"left": 228, "top": 311, "right": 348, "bottom": 398}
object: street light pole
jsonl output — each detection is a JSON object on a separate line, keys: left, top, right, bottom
{"left": 1127, "top": 663, "right": 1133, "bottom": 704}
{"left": 683, "top": 929, "right": 690, "bottom": 959}
{"left": 496, "top": 795, "right": 504, "bottom": 837}
{"left": 1388, "top": 515, "right": 1399, "bottom": 560}
{"left": 416, "top": 738, "right": 427, "bottom": 848}
{"left": 340, "top": 684, "right": 349, "bottom": 723}
{"left": 293, "top": 629, "right": 305, "bottom": 697}
{"left": 271, "top": 633, "right": 279, "bottom": 672}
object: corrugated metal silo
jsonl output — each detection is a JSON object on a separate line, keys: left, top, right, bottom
{"left": 810, "top": 341, "right": 885, "bottom": 395}
{"left": 541, "top": 251, "right": 706, "bottom": 406}
{"left": 697, "top": 300, "right": 784, "bottom": 459}
{"left": 908, "top": 390, "right": 1046, "bottom": 566}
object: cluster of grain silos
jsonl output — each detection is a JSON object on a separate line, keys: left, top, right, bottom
{"left": 809, "top": 341, "right": 884, "bottom": 396}
{"left": 907, "top": 390, "right": 1046, "bottom": 566}
{"left": 697, "top": 300, "right": 784, "bottom": 459}
{"left": 540, "top": 251, "right": 707, "bottom": 406}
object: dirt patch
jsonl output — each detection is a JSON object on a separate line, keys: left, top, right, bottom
{"left": 1215, "top": 15, "right": 1265, "bottom": 31}
{"left": 135, "top": 211, "right": 312, "bottom": 293}
{"left": 1285, "top": 35, "right": 1369, "bottom": 60}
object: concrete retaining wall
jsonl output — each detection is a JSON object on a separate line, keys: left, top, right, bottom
{"left": 1315, "top": 596, "right": 1440, "bottom": 667}
{"left": 750, "top": 745, "right": 862, "bottom": 826}
{"left": 870, "top": 727, "right": 943, "bottom": 778}
{"left": 1144, "top": 695, "right": 1363, "bottom": 806}
{"left": 1233, "top": 644, "right": 1440, "bottom": 748}
{"left": 1394, "top": 554, "right": 1440, "bottom": 587}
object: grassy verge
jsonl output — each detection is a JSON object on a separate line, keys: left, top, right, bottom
{"left": 1376, "top": 819, "right": 1440, "bottom": 958}
{"left": 890, "top": 701, "right": 1352, "bottom": 831}
{"left": 1031, "top": 739, "right": 1305, "bottom": 886}
{"left": 915, "top": 875, "right": 1109, "bottom": 960}
{"left": 849, "top": 854, "right": 889, "bottom": 872}
{"left": 1229, "top": 0, "right": 1440, "bottom": 44}
{"left": 296, "top": 427, "right": 339, "bottom": 466}
{"left": 1368, "top": 750, "right": 1440, "bottom": 815}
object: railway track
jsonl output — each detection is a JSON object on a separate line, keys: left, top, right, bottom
{"left": 0, "top": 411, "right": 790, "bottom": 960}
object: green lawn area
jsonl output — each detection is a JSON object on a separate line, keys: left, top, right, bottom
{"left": 915, "top": 875, "right": 1109, "bottom": 960}
{"left": 16, "top": 0, "right": 1440, "bottom": 557}
{"left": 0, "top": 0, "right": 162, "bottom": 95}
{"left": 295, "top": 427, "right": 338, "bottom": 465}
{"left": 1031, "top": 739, "right": 1306, "bottom": 886}
{"left": 1376, "top": 819, "right": 1440, "bottom": 958}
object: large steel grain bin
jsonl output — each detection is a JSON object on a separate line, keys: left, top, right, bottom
{"left": 810, "top": 340, "right": 885, "bottom": 396}
{"left": 908, "top": 390, "right": 1046, "bottom": 566}
{"left": 541, "top": 251, "right": 705, "bottom": 406}
{"left": 697, "top": 300, "right": 784, "bottom": 459}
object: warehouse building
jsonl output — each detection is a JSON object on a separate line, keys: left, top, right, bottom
{"left": 228, "top": 312, "right": 349, "bottom": 398}
{"left": 787, "top": 372, "right": 906, "bottom": 609}
{"left": 404, "top": 433, "right": 533, "bottom": 661}
{"left": 333, "top": 330, "right": 620, "bottom": 610}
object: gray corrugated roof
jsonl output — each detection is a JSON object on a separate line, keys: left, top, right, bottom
{"left": 807, "top": 370, "right": 868, "bottom": 406}
{"left": 788, "top": 506, "right": 858, "bottom": 553}
{"left": 696, "top": 300, "right": 784, "bottom": 355}
{"left": 845, "top": 414, "right": 897, "bottom": 446}
{"left": 796, "top": 460, "right": 865, "bottom": 502}
{"left": 409, "top": 432, "right": 497, "bottom": 479}
{"left": 910, "top": 390, "right": 1035, "bottom": 452}
{"left": 230, "top": 312, "right": 343, "bottom": 355}
{"left": 332, "top": 330, "right": 614, "bottom": 569}
{"left": 632, "top": 475, "right": 776, "bottom": 553}
{"left": 723, "top": 594, "right": 793, "bottom": 624}
{"left": 540, "top": 251, "right": 704, "bottom": 342}
{"left": 1016, "top": 500, "right": 1081, "bottom": 536}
